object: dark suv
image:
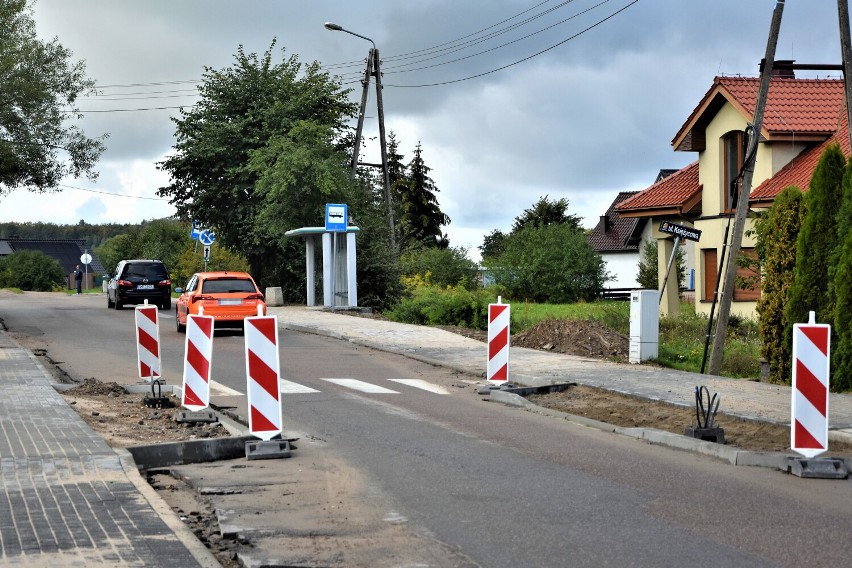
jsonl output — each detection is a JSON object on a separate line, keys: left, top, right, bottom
{"left": 107, "top": 260, "right": 172, "bottom": 310}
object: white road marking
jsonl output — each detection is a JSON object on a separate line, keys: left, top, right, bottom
{"left": 210, "top": 380, "right": 244, "bottom": 397}
{"left": 279, "top": 379, "right": 321, "bottom": 394}
{"left": 389, "top": 379, "right": 450, "bottom": 395}
{"left": 322, "top": 378, "right": 399, "bottom": 394}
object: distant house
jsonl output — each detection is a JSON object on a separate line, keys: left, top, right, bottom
{"left": 0, "top": 238, "right": 105, "bottom": 289}
{"left": 616, "top": 70, "right": 848, "bottom": 316}
{"left": 587, "top": 191, "right": 646, "bottom": 291}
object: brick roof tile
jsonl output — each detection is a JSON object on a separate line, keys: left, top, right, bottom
{"left": 615, "top": 161, "right": 701, "bottom": 215}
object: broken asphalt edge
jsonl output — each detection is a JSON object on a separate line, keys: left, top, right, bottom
{"left": 282, "top": 321, "right": 852, "bottom": 473}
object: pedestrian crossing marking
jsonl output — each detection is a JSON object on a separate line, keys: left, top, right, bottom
{"left": 210, "top": 380, "right": 243, "bottom": 397}
{"left": 389, "top": 379, "right": 449, "bottom": 394}
{"left": 322, "top": 378, "right": 399, "bottom": 394}
{"left": 280, "top": 379, "right": 320, "bottom": 394}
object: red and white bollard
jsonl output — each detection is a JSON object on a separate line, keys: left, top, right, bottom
{"left": 135, "top": 302, "right": 160, "bottom": 381}
{"left": 791, "top": 311, "right": 831, "bottom": 458}
{"left": 244, "top": 312, "right": 283, "bottom": 441}
{"left": 181, "top": 311, "right": 214, "bottom": 411}
{"left": 487, "top": 297, "right": 510, "bottom": 385}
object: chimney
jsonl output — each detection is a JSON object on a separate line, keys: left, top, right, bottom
{"left": 772, "top": 59, "right": 795, "bottom": 79}
{"left": 600, "top": 215, "right": 610, "bottom": 232}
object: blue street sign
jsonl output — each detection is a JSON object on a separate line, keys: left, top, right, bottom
{"left": 325, "top": 203, "right": 348, "bottom": 232}
{"left": 199, "top": 229, "right": 216, "bottom": 246}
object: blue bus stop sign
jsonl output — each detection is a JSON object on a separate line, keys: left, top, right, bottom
{"left": 325, "top": 204, "right": 348, "bottom": 232}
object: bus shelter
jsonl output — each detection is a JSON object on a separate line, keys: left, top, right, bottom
{"left": 284, "top": 226, "right": 359, "bottom": 308}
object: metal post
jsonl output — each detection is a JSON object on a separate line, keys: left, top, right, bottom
{"left": 707, "top": 0, "right": 784, "bottom": 375}
{"left": 658, "top": 236, "right": 680, "bottom": 304}
{"left": 373, "top": 48, "right": 396, "bottom": 252}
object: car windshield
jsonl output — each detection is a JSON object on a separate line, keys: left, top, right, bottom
{"left": 201, "top": 278, "right": 256, "bottom": 294}
{"left": 124, "top": 263, "right": 167, "bottom": 279}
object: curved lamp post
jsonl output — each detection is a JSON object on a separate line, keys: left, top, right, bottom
{"left": 324, "top": 22, "right": 395, "bottom": 252}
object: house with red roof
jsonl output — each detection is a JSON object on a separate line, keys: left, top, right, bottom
{"left": 616, "top": 70, "right": 848, "bottom": 317}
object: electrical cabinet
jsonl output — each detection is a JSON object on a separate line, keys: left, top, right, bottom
{"left": 629, "top": 290, "right": 659, "bottom": 363}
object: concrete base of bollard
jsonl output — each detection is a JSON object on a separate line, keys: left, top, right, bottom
{"left": 784, "top": 457, "right": 849, "bottom": 479}
{"left": 265, "top": 287, "right": 284, "bottom": 307}
{"left": 245, "top": 439, "right": 292, "bottom": 460}
{"left": 174, "top": 410, "right": 218, "bottom": 424}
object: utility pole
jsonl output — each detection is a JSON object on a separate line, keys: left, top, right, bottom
{"left": 324, "top": 23, "right": 396, "bottom": 253}
{"left": 707, "top": 0, "right": 785, "bottom": 375}
{"left": 373, "top": 47, "right": 396, "bottom": 253}
{"left": 838, "top": 0, "right": 852, "bottom": 149}
{"left": 351, "top": 51, "right": 374, "bottom": 173}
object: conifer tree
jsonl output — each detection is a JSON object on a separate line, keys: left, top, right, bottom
{"left": 831, "top": 159, "right": 852, "bottom": 391}
{"left": 754, "top": 186, "right": 804, "bottom": 384}
{"left": 398, "top": 142, "right": 450, "bottom": 249}
{"left": 785, "top": 144, "right": 845, "bottom": 369}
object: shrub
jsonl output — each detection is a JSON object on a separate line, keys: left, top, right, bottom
{"left": 386, "top": 277, "right": 493, "bottom": 329}
{"left": 0, "top": 250, "right": 65, "bottom": 291}
{"left": 399, "top": 245, "right": 479, "bottom": 290}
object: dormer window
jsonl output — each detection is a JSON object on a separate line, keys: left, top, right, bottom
{"left": 723, "top": 130, "right": 746, "bottom": 213}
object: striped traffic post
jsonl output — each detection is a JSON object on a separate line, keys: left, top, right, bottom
{"left": 487, "top": 297, "right": 510, "bottom": 385}
{"left": 135, "top": 302, "right": 160, "bottom": 381}
{"left": 791, "top": 311, "right": 831, "bottom": 458}
{"left": 244, "top": 314, "right": 283, "bottom": 441}
{"left": 181, "top": 313, "right": 214, "bottom": 411}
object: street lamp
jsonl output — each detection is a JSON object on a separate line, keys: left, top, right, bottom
{"left": 324, "top": 22, "right": 395, "bottom": 252}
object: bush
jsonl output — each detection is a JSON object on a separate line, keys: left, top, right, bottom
{"left": 386, "top": 276, "right": 493, "bottom": 329}
{"left": 399, "top": 245, "right": 479, "bottom": 290}
{"left": 0, "top": 250, "right": 65, "bottom": 291}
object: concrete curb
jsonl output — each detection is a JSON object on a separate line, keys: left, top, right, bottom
{"left": 487, "top": 390, "right": 807, "bottom": 470}
{"left": 115, "top": 448, "right": 221, "bottom": 568}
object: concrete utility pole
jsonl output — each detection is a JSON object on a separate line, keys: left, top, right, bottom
{"left": 707, "top": 0, "right": 785, "bottom": 375}
{"left": 838, "top": 0, "right": 852, "bottom": 149}
{"left": 324, "top": 23, "right": 396, "bottom": 253}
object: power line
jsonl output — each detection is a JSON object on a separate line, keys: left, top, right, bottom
{"left": 58, "top": 183, "right": 169, "bottom": 201}
{"left": 384, "top": 0, "right": 639, "bottom": 88}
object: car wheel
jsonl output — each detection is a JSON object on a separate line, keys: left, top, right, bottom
{"left": 114, "top": 297, "right": 123, "bottom": 310}
{"left": 161, "top": 299, "right": 171, "bottom": 310}
{"left": 107, "top": 293, "right": 114, "bottom": 308}
{"left": 176, "top": 308, "right": 185, "bottom": 333}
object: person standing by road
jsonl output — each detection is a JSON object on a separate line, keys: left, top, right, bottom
{"left": 74, "top": 265, "right": 83, "bottom": 295}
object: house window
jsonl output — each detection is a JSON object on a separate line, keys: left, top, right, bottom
{"left": 723, "top": 130, "right": 745, "bottom": 213}
{"left": 703, "top": 248, "right": 718, "bottom": 301}
{"left": 733, "top": 248, "right": 760, "bottom": 301}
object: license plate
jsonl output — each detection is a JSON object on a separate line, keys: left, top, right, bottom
{"left": 136, "top": 284, "right": 154, "bottom": 290}
{"left": 218, "top": 299, "right": 242, "bottom": 306}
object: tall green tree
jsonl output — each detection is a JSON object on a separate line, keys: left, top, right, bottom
{"left": 753, "top": 185, "right": 804, "bottom": 385}
{"left": 157, "top": 42, "right": 360, "bottom": 291}
{"left": 398, "top": 142, "right": 450, "bottom": 250}
{"left": 0, "top": 0, "right": 105, "bottom": 195}
{"left": 831, "top": 158, "right": 852, "bottom": 391}
{"left": 511, "top": 195, "right": 582, "bottom": 233}
{"left": 486, "top": 224, "right": 609, "bottom": 303}
{"left": 786, "top": 145, "right": 845, "bottom": 332}
{"left": 479, "top": 229, "right": 507, "bottom": 261}
{"left": 636, "top": 239, "right": 685, "bottom": 290}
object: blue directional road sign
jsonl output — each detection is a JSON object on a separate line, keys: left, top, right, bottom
{"left": 199, "top": 230, "right": 216, "bottom": 246}
{"left": 190, "top": 220, "right": 202, "bottom": 240}
{"left": 325, "top": 204, "right": 348, "bottom": 232}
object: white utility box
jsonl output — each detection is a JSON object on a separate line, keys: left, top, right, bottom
{"left": 629, "top": 289, "right": 659, "bottom": 363}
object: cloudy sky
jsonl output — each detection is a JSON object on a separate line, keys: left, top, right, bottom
{"left": 3, "top": 0, "right": 846, "bottom": 260}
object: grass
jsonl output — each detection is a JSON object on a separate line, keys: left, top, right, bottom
{"left": 505, "top": 299, "right": 760, "bottom": 379}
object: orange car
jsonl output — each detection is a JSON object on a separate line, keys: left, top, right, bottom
{"left": 175, "top": 271, "right": 266, "bottom": 332}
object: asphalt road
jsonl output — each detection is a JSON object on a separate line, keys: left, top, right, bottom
{"left": 2, "top": 292, "right": 852, "bottom": 567}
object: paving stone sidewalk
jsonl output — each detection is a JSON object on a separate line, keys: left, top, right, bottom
{"left": 0, "top": 331, "right": 217, "bottom": 567}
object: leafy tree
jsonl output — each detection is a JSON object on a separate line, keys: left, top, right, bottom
{"left": 753, "top": 186, "right": 804, "bottom": 384}
{"left": 96, "top": 231, "right": 143, "bottom": 274}
{"left": 173, "top": 242, "right": 250, "bottom": 288}
{"left": 786, "top": 145, "right": 845, "bottom": 339}
{"left": 0, "top": 250, "right": 64, "bottom": 291}
{"left": 0, "top": 0, "right": 105, "bottom": 195}
{"left": 511, "top": 195, "right": 582, "bottom": 234}
{"left": 486, "top": 224, "right": 609, "bottom": 303}
{"left": 398, "top": 142, "right": 450, "bottom": 249}
{"left": 157, "top": 42, "right": 359, "bottom": 290}
{"left": 399, "top": 245, "right": 479, "bottom": 290}
{"left": 636, "top": 239, "right": 685, "bottom": 290}
{"left": 479, "top": 229, "right": 507, "bottom": 261}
